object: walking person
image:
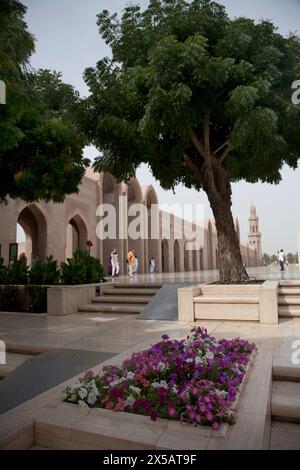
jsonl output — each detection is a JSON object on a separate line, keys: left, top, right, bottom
{"left": 127, "top": 248, "right": 135, "bottom": 278}
{"left": 111, "top": 248, "right": 120, "bottom": 278}
{"left": 134, "top": 256, "right": 139, "bottom": 274}
{"left": 149, "top": 257, "right": 155, "bottom": 273}
{"left": 278, "top": 249, "right": 285, "bottom": 271}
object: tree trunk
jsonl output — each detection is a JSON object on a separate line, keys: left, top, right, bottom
{"left": 202, "top": 161, "right": 249, "bottom": 283}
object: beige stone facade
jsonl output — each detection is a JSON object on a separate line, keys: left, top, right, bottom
{"left": 0, "top": 169, "right": 261, "bottom": 273}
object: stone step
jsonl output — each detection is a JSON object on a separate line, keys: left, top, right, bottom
{"left": 92, "top": 296, "right": 150, "bottom": 304}
{"left": 279, "top": 306, "right": 300, "bottom": 317}
{"left": 272, "top": 381, "right": 300, "bottom": 422}
{"left": 279, "top": 287, "right": 300, "bottom": 295}
{"left": 279, "top": 295, "right": 300, "bottom": 306}
{"left": 273, "top": 349, "right": 300, "bottom": 381}
{"left": 103, "top": 288, "right": 159, "bottom": 296}
{"left": 279, "top": 281, "right": 300, "bottom": 287}
{"left": 194, "top": 295, "right": 259, "bottom": 304}
{"left": 78, "top": 303, "right": 143, "bottom": 314}
{"left": 6, "top": 343, "right": 48, "bottom": 355}
{"left": 112, "top": 282, "right": 163, "bottom": 288}
{"left": 0, "top": 352, "right": 32, "bottom": 379}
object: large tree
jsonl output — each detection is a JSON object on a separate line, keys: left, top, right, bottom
{"left": 0, "top": 0, "right": 88, "bottom": 202}
{"left": 84, "top": 0, "right": 300, "bottom": 282}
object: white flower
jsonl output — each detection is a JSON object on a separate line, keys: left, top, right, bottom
{"left": 205, "top": 351, "right": 214, "bottom": 360}
{"left": 78, "top": 400, "right": 88, "bottom": 407}
{"left": 195, "top": 356, "right": 205, "bottom": 365}
{"left": 125, "top": 396, "right": 136, "bottom": 408}
{"left": 71, "top": 382, "right": 81, "bottom": 391}
{"left": 152, "top": 380, "right": 168, "bottom": 390}
{"left": 78, "top": 388, "right": 88, "bottom": 400}
{"left": 129, "top": 385, "right": 141, "bottom": 395}
{"left": 110, "top": 377, "right": 126, "bottom": 387}
{"left": 158, "top": 361, "right": 167, "bottom": 371}
{"left": 172, "top": 385, "right": 178, "bottom": 394}
{"left": 91, "top": 383, "right": 99, "bottom": 396}
{"left": 126, "top": 371, "right": 135, "bottom": 380}
{"left": 87, "top": 391, "right": 97, "bottom": 406}
{"left": 186, "top": 358, "right": 194, "bottom": 363}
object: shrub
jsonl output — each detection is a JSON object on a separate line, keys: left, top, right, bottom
{"left": 6, "top": 258, "right": 29, "bottom": 285}
{"left": 0, "top": 257, "right": 8, "bottom": 284}
{"left": 29, "top": 256, "right": 60, "bottom": 285}
{"left": 0, "top": 285, "right": 24, "bottom": 311}
{"left": 26, "top": 285, "right": 47, "bottom": 313}
{"left": 60, "top": 250, "right": 105, "bottom": 285}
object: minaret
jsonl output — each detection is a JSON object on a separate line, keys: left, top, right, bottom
{"left": 248, "top": 203, "right": 262, "bottom": 260}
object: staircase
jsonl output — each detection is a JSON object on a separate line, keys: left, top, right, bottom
{"left": 270, "top": 347, "right": 300, "bottom": 449}
{"left": 278, "top": 281, "right": 300, "bottom": 318}
{"left": 78, "top": 282, "right": 163, "bottom": 315}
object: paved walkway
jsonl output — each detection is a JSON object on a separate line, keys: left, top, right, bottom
{"left": 0, "top": 349, "right": 115, "bottom": 415}
{"left": 1, "top": 266, "right": 300, "bottom": 447}
{"left": 108, "top": 265, "right": 300, "bottom": 283}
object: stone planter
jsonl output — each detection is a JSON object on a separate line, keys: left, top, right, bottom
{"left": 178, "top": 281, "right": 279, "bottom": 324}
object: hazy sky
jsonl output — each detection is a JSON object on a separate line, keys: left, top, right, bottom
{"left": 22, "top": 0, "right": 300, "bottom": 254}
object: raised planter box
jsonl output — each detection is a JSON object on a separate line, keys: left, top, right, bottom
{"left": 34, "top": 352, "right": 256, "bottom": 450}
{"left": 178, "top": 281, "right": 279, "bottom": 324}
{"left": 47, "top": 283, "right": 104, "bottom": 316}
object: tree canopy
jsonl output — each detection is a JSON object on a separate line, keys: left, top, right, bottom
{"left": 85, "top": 0, "right": 300, "bottom": 186}
{"left": 0, "top": 0, "right": 88, "bottom": 202}
{"left": 83, "top": 0, "right": 300, "bottom": 282}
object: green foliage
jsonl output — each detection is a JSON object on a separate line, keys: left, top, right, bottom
{"left": 286, "top": 253, "right": 298, "bottom": 264}
{"left": 26, "top": 285, "right": 47, "bottom": 313}
{"left": 0, "top": 1, "right": 89, "bottom": 202}
{"left": 0, "top": 257, "right": 8, "bottom": 284}
{"left": 29, "top": 255, "right": 60, "bottom": 285}
{"left": 61, "top": 250, "right": 105, "bottom": 285}
{"left": 0, "top": 285, "right": 20, "bottom": 311}
{"left": 6, "top": 258, "right": 29, "bottom": 285}
{"left": 84, "top": 0, "right": 300, "bottom": 187}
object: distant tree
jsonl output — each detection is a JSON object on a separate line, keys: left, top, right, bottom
{"left": 286, "top": 253, "right": 297, "bottom": 264}
{"left": 262, "top": 253, "right": 271, "bottom": 265}
{"left": 270, "top": 254, "right": 278, "bottom": 264}
{"left": 0, "top": 0, "right": 89, "bottom": 202}
{"left": 83, "top": 0, "right": 300, "bottom": 282}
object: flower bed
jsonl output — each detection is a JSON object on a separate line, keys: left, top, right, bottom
{"left": 63, "top": 327, "right": 256, "bottom": 429}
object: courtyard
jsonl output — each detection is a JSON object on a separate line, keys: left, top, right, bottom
{"left": 0, "top": 266, "right": 300, "bottom": 450}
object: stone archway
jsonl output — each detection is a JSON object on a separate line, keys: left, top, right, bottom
{"left": 199, "top": 248, "right": 204, "bottom": 270}
{"left": 161, "top": 239, "right": 169, "bottom": 273}
{"left": 207, "top": 221, "right": 214, "bottom": 269}
{"left": 17, "top": 204, "right": 47, "bottom": 265}
{"left": 127, "top": 179, "right": 144, "bottom": 272}
{"left": 174, "top": 239, "right": 180, "bottom": 273}
{"left": 193, "top": 248, "right": 197, "bottom": 271}
{"left": 66, "top": 214, "right": 88, "bottom": 258}
{"left": 145, "top": 187, "right": 159, "bottom": 272}
{"left": 102, "top": 173, "right": 117, "bottom": 274}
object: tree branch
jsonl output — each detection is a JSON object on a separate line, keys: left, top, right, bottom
{"left": 219, "top": 144, "right": 231, "bottom": 163}
{"left": 203, "top": 113, "right": 210, "bottom": 156}
{"left": 183, "top": 153, "right": 203, "bottom": 179}
{"left": 188, "top": 128, "right": 209, "bottom": 163}
{"left": 212, "top": 140, "right": 229, "bottom": 156}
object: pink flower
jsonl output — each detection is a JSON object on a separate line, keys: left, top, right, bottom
{"left": 167, "top": 406, "right": 176, "bottom": 418}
